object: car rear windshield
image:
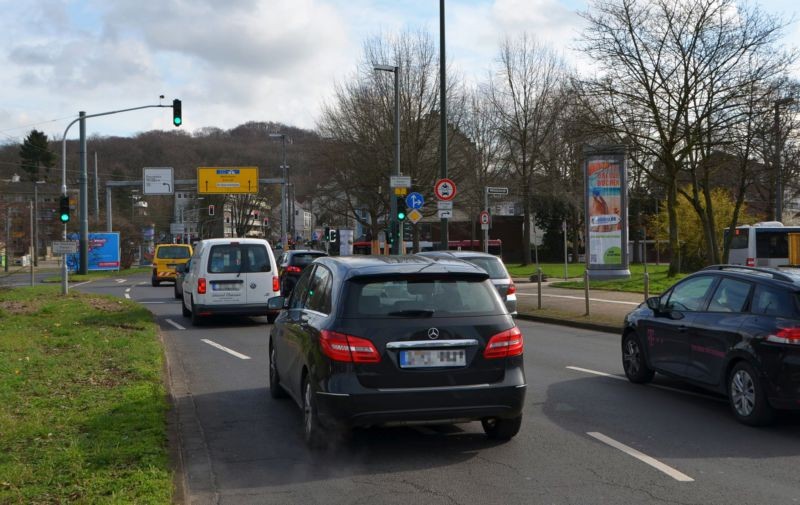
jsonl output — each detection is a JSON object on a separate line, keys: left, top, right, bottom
{"left": 290, "top": 253, "right": 325, "bottom": 267}
{"left": 156, "top": 246, "right": 191, "bottom": 259}
{"left": 207, "top": 244, "right": 271, "bottom": 274}
{"left": 460, "top": 256, "right": 508, "bottom": 279}
{"left": 728, "top": 229, "right": 749, "bottom": 249}
{"left": 342, "top": 276, "right": 504, "bottom": 317}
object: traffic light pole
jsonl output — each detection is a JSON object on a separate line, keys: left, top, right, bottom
{"left": 60, "top": 102, "right": 176, "bottom": 293}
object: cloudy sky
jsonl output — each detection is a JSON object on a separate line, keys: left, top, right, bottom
{"left": 1, "top": 0, "right": 798, "bottom": 144}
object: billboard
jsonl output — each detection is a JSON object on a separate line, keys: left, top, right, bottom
{"left": 66, "top": 232, "right": 121, "bottom": 272}
{"left": 584, "top": 148, "right": 630, "bottom": 278}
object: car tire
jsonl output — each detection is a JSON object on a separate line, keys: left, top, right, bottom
{"left": 622, "top": 332, "right": 654, "bottom": 384}
{"left": 181, "top": 296, "right": 191, "bottom": 318}
{"left": 190, "top": 297, "right": 202, "bottom": 326}
{"left": 269, "top": 344, "right": 288, "bottom": 399}
{"left": 482, "top": 415, "right": 522, "bottom": 440}
{"left": 151, "top": 277, "right": 160, "bottom": 287}
{"left": 302, "top": 376, "right": 329, "bottom": 449}
{"left": 173, "top": 285, "right": 181, "bottom": 299}
{"left": 266, "top": 313, "right": 277, "bottom": 324}
{"left": 728, "top": 361, "right": 774, "bottom": 426}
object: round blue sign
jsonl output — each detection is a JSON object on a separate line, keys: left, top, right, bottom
{"left": 406, "top": 192, "right": 424, "bottom": 209}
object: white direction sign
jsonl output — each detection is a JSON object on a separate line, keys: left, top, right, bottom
{"left": 437, "top": 201, "right": 453, "bottom": 210}
{"left": 170, "top": 223, "right": 185, "bottom": 235}
{"left": 486, "top": 186, "right": 509, "bottom": 195}
{"left": 390, "top": 175, "right": 412, "bottom": 188}
{"left": 143, "top": 167, "right": 174, "bottom": 195}
{"left": 438, "top": 209, "right": 453, "bottom": 219}
{"left": 52, "top": 240, "right": 78, "bottom": 255}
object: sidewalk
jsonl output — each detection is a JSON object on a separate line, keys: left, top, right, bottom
{"left": 512, "top": 277, "right": 645, "bottom": 333}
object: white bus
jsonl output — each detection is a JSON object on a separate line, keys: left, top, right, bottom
{"left": 727, "top": 222, "right": 800, "bottom": 267}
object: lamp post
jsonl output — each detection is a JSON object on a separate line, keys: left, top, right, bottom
{"left": 32, "top": 180, "right": 45, "bottom": 267}
{"left": 774, "top": 97, "right": 795, "bottom": 222}
{"left": 374, "top": 64, "right": 400, "bottom": 254}
{"left": 269, "top": 133, "right": 289, "bottom": 250}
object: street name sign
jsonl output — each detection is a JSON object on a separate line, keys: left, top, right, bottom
{"left": 437, "top": 201, "right": 453, "bottom": 210}
{"left": 52, "top": 240, "right": 78, "bottom": 255}
{"left": 143, "top": 167, "right": 174, "bottom": 195}
{"left": 197, "top": 167, "right": 259, "bottom": 194}
{"left": 486, "top": 186, "right": 509, "bottom": 195}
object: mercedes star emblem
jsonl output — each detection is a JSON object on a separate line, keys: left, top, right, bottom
{"left": 427, "top": 327, "right": 440, "bottom": 339}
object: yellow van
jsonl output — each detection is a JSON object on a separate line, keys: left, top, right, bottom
{"left": 152, "top": 243, "right": 193, "bottom": 286}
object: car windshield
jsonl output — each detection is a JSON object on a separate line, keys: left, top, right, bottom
{"left": 342, "top": 276, "right": 504, "bottom": 317}
{"left": 157, "top": 246, "right": 191, "bottom": 259}
{"left": 291, "top": 253, "right": 325, "bottom": 267}
{"left": 460, "top": 256, "right": 508, "bottom": 279}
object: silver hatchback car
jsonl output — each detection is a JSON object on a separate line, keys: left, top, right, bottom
{"left": 417, "top": 251, "right": 517, "bottom": 315}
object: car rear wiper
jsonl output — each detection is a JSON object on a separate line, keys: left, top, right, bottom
{"left": 386, "top": 309, "right": 435, "bottom": 317}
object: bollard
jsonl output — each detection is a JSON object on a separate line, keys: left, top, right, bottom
{"left": 643, "top": 272, "right": 650, "bottom": 301}
{"left": 584, "top": 270, "right": 590, "bottom": 316}
{"left": 537, "top": 267, "right": 542, "bottom": 310}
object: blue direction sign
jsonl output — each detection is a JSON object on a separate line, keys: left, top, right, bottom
{"left": 406, "top": 192, "right": 424, "bottom": 209}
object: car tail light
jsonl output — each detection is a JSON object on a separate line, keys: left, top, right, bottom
{"left": 766, "top": 327, "right": 800, "bottom": 344}
{"left": 286, "top": 265, "right": 302, "bottom": 273}
{"left": 198, "top": 278, "right": 207, "bottom": 294}
{"left": 746, "top": 257, "right": 755, "bottom": 267}
{"left": 484, "top": 327, "right": 524, "bottom": 359}
{"left": 507, "top": 282, "right": 516, "bottom": 295}
{"left": 320, "top": 330, "right": 381, "bottom": 363}
{"left": 272, "top": 276, "right": 280, "bottom": 292}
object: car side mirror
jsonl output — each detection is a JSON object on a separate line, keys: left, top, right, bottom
{"left": 646, "top": 296, "right": 661, "bottom": 312}
{"left": 267, "top": 296, "right": 285, "bottom": 310}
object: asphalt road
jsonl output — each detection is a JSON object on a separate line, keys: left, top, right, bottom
{"left": 77, "top": 273, "right": 800, "bottom": 505}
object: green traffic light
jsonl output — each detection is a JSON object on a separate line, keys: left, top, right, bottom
{"left": 398, "top": 211, "right": 406, "bottom": 220}
{"left": 59, "top": 213, "right": 69, "bottom": 223}
{"left": 173, "top": 117, "right": 182, "bottom": 126}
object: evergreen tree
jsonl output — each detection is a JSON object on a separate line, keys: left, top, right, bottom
{"left": 19, "top": 129, "right": 56, "bottom": 182}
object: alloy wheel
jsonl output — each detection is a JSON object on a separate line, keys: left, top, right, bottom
{"left": 622, "top": 339, "right": 641, "bottom": 376}
{"left": 731, "top": 369, "right": 756, "bottom": 417}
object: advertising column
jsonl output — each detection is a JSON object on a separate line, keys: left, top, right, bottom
{"left": 584, "top": 147, "right": 630, "bottom": 279}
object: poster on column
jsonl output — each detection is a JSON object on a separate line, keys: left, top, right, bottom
{"left": 584, "top": 150, "right": 627, "bottom": 272}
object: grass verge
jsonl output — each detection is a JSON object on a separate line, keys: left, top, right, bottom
{"left": 41, "top": 266, "right": 151, "bottom": 284}
{"left": 507, "top": 263, "right": 686, "bottom": 294}
{"left": 0, "top": 286, "right": 171, "bottom": 504}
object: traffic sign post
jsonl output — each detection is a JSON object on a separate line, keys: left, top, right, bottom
{"left": 52, "top": 241, "right": 78, "bottom": 255}
{"left": 407, "top": 209, "right": 423, "bottom": 224}
{"left": 390, "top": 175, "right": 412, "bottom": 188}
{"left": 406, "top": 192, "right": 424, "bottom": 209}
{"left": 480, "top": 210, "right": 491, "bottom": 253}
{"left": 197, "top": 167, "right": 259, "bottom": 194}
{"left": 143, "top": 167, "right": 174, "bottom": 195}
{"left": 434, "top": 178, "right": 457, "bottom": 201}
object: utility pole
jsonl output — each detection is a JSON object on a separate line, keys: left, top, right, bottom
{"left": 94, "top": 152, "right": 100, "bottom": 219}
{"left": 5, "top": 209, "right": 10, "bottom": 272}
{"left": 439, "top": 0, "right": 449, "bottom": 250}
{"left": 29, "top": 200, "right": 34, "bottom": 286}
{"left": 774, "top": 97, "right": 795, "bottom": 222}
{"left": 79, "top": 111, "right": 88, "bottom": 275}
{"left": 33, "top": 182, "right": 39, "bottom": 267}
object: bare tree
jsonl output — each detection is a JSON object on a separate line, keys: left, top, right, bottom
{"left": 488, "top": 34, "right": 570, "bottom": 265}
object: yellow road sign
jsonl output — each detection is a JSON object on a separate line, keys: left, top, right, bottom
{"left": 408, "top": 209, "right": 423, "bottom": 224}
{"left": 197, "top": 167, "right": 259, "bottom": 194}
{"left": 394, "top": 187, "right": 408, "bottom": 196}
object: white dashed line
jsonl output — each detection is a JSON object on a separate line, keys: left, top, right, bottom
{"left": 140, "top": 301, "right": 167, "bottom": 304}
{"left": 566, "top": 366, "right": 625, "bottom": 380}
{"left": 516, "top": 292, "right": 640, "bottom": 306}
{"left": 201, "top": 339, "right": 251, "bottom": 360}
{"left": 115, "top": 279, "right": 126, "bottom": 284}
{"left": 165, "top": 319, "right": 186, "bottom": 330}
{"left": 70, "top": 280, "right": 92, "bottom": 288}
{"left": 565, "top": 366, "right": 726, "bottom": 402}
{"left": 587, "top": 432, "right": 694, "bottom": 482}
{"left": 124, "top": 293, "right": 130, "bottom": 299}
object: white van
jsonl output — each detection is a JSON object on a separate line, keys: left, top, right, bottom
{"left": 181, "top": 238, "right": 280, "bottom": 325}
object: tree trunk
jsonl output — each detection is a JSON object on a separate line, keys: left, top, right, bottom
{"left": 522, "top": 181, "right": 532, "bottom": 265}
{"left": 667, "top": 179, "right": 680, "bottom": 276}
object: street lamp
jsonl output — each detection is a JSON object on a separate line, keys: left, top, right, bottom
{"left": 269, "top": 133, "right": 289, "bottom": 250}
{"left": 32, "top": 180, "right": 45, "bottom": 267}
{"left": 774, "top": 96, "right": 795, "bottom": 222}
{"left": 374, "top": 64, "right": 400, "bottom": 254}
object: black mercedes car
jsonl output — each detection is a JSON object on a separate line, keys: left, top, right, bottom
{"left": 267, "top": 255, "right": 526, "bottom": 448}
{"left": 622, "top": 265, "right": 800, "bottom": 426}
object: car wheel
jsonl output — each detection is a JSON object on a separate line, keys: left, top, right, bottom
{"left": 266, "top": 313, "right": 277, "bottom": 324}
{"left": 151, "top": 277, "right": 160, "bottom": 287}
{"left": 728, "top": 361, "right": 774, "bottom": 426}
{"left": 181, "top": 295, "right": 191, "bottom": 318}
{"left": 269, "top": 344, "right": 288, "bottom": 399}
{"left": 622, "top": 332, "right": 654, "bottom": 384}
{"left": 302, "top": 376, "right": 329, "bottom": 449}
{"left": 174, "top": 284, "right": 181, "bottom": 299}
{"left": 482, "top": 415, "right": 522, "bottom": 440}
{"left": 190, "top": 297, "right": 202, "bottom": 326}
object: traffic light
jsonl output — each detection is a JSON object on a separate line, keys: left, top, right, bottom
{"left": 172, "top": 99, "right": 182, "bottom": 127}
{"left": 329, "top": 229, "right": 338, "bottom": 243}
{"left": 396, "top": 196, "right": 406, "bottom": 221}
{"left": 58, "top": 195, "right": 70, "bottom": 223}
{"left": 208, "top": 204, "right": 215, "bottom": 216}
{"left": 324, "top": 226, "right": 330, "bottom": 241}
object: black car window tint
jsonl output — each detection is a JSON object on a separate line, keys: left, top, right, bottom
{"left": 288, "top": 268, "right": 313, "bottom": 310}
{"left": 752, "top": 285, "right": 796, "bottom": 316}
{"left": 291, "top": 253, "right": 325, "bottom": 268}
{"left": 305, "top": 266, "right": 332, "bottom": 314}
{"left": 463, "top": 257, "right": 507, "bottom": 279}
{"left": 708, "top": 278, "right": 752, "bottom": 313}
{"left": 666, "top": 276, "right": 715, "bottom": 312}
{"left": 246, "top": 245, "right": 270, "bottom": 272}
{"left": 157, "top": 246, "right": 191, "bottom": 259}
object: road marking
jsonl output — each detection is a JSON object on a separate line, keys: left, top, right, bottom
{"left": 566, "top": 366, "right": 726, "bottom": 402}
{"left": 517, "top": 292, "right": 640, "bottom": 306}
{"left": 70, "top": 280, "right": 93, "bottom": 288}
{"left": 115, "top": 279, "right": 126, "bottom": 284}
{"left": 201, "top": 339, "right": 251, "bottom": 360}
{"left": 124, "top": 293, "right": 130, "bottom": 299}
{"left": 140, "top": 301, "right": 166, "bottom": 304}
{"left": 165, "top": 318, "right": 186, "bottom": 330}
{"left": 587, "top": 432, "right": 694, "bottom": 482}
{"left": 566, "top": 366, "right": 625, "bottom": 380}
{"left": 125, "top": 287, "right": 131, "bottom": 293}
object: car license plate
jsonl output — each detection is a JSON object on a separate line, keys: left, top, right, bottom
{"left": 399, "top": 349, "right": 466, "bottom": 368}
{"left": 212, "top": 283, "right": 240, "bottom": 292}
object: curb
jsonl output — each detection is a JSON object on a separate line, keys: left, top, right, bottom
{"left": 516, "top": 313, "right": 621, "bottom": 334}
